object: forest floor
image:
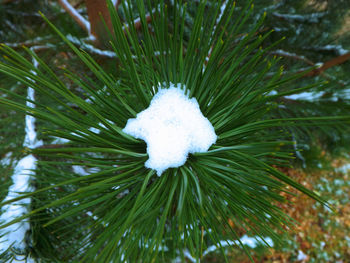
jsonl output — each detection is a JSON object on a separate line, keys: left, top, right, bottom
{"left": 221, "top": 161, "right": 350, "bottom": 263}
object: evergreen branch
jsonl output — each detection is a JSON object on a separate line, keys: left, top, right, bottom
{"left": 1, "top": 1, "right": 348, "bottom": 262}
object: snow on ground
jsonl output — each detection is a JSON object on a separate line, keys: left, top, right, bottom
{"left": 297, "top": 250, "right": 308, "bottom": 261}
{"left": 123, "top": 83, "right": 217, "bottom": 175}
{"left": 335, "top": 163, "right": 350, "bottom": 174}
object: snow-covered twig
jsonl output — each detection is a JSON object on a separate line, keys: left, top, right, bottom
{"left": 272, "top": 12, "right": 327, "bottom": 23}
{"left": 202, "top": 235, "right": 274, "bottom": 257}
{"left": 172, "top": 235, "right": 274, "bottom": 262}
{"left": 58, "top": 0, "right": 92, "bottom": 37}
{"left": 130, "top": 13, "right": 153, "bottom": 31}
{"left": 306, "top": 44, "right": 349, "bottom": 56}
{"left": 66, "top": 34, "right": 163, "bottom": 59}
{"left": 5, "top": 20, "right": 23, "bottom": 36}
{"left": 205, "top": 1, "right": 228, "bottom": 64}
{"left": 270, "top": 49, "right": 314, "bottom": 66}
{"left": 3, "top": 37, "right": 53, "bottom": 49}
{"left": 0, "top": 49, "right": 43, "bottom": 259}
{"left": 66, "top": 34, "right": 117, "bottom": 58}
{"left": 305, "top": 52, "right": 350, "bottom": 77}
{"left": 270, "top": 48, "right": 350, "bottom": 86}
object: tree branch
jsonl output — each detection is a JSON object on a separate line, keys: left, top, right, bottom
{"left": 270, "top": 49, "right": 350, "bottom": 85}
{"left": 306, "top": 52, "right": 350, "bottom": 76}
{"left": 270, "top": 49, "right": 314, "bottom": 66}
{"left": 131, "top": 13, "right": 153, "bottom": 31}
{"left": 58, "top": 0, "right": 91, "bottom": 36}
{"left": 112, "top": 0, "right": 121, "bottom": 9}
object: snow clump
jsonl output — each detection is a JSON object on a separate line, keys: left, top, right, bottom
{"left": 123, "top": 83, "right": 217, "bottom": 176}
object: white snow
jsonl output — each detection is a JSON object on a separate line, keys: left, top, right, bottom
{"left": 215, "top": 1, "right": 228, "bottom": 27}
{"left": 183, "top": 249, "right": 197, "bottom": 263}
{"left": 174, "top": 234, "right": 274, "bottom": 261}
{"left": 266, "top": 90, "right": 278, "bottom": 96}
{"left": 284, "top": 91, "right": 325, "bottom": 101}
{"left": 272, "top": 12, "right": 326, "bottom": 23}
{"left": 205, "top": 1, "right": 228, "bottom": 64}
{"left": 59, "top": 0, "right": 91, "bottom": 36}
{"left": 314, "top": 45, "right": 349, "bottom": 56}
{"left": 66, "top": 35, "right": 116, "bottom": 58}
{"left": 0, "top": 155, "right": 36, "bottom": 252}
{"left": 72, "top": 165, "right": 89, "bottom": 176}
{"left": 272, "top": 49, "right": 308, "bottom": 60}
{"left": 297, "top": 250, "right": 308, "bottom": 261}
{"left": 202, "top": 235, "right": 274, "bottom": 256}
{"left": 0, "top": 152, "right": 12, "bottom": 166}
{"left": 23, "top": 89, "right": 43, "bottom": 149}
{"left": 51, "top": 136, "right": 70, "bottom": 144}
{"left": 72, "top": 165, "right": 100, "bottom": 176}
{"left": 123, "top": 84, "right": 217, "bottom": 175}
{"left": 335, "top": 163, "right": 350, "bottom": 174}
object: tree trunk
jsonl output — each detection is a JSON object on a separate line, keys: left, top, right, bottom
{"left": 85, "top": 0, "right": 113, "bottom": 47}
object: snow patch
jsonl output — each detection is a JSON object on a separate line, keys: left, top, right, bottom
{"left": 51, "top": 136, "right": 70, "bottom": 144}
{"left": 297, "top": 250, "right": 308, "bottom": 261}
{"left": 201, "top": 235, "right": 274, "bottom": 257}
{"left": 335, "top": 163, "right": 350, "bottom": 174}
{"left": 60, "top": 0, "right": 91, "bottom": 36}
{"left": 0, "top": 155, "right": 36, "bottom": 252}
{"left": 123, "top": 84, "right": 217, "bottom": 175}
{"left": 66, "top": 35, "right": 116, "bottom": 58}
{"left": 1, "top": 152, "right": 12, "bottom": 166}
{"left": 0, "top": 53, "right": 41, "bottom": 257}
{"left": 23, "top": 88, "right": 43, "bottom": 149}
{"left": 72, "top": 165, "right": 89, "bottom": 176}
{"left": 72, "top": 165, "right": 100, "bottom": 176}
{"left": 312, "top": 44, "right": 349, "bottom": 56}
{"left": 284, "top": 91, "right": 325, "bottom": 101}
{"left": 272, "top": 12, "right": 326, "bottom": 23}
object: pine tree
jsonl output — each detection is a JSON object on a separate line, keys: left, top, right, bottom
{"left": 0, "top": 0, "right": 349, "bottom": 262}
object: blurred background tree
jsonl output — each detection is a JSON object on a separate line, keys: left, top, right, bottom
{"left": 0, "top": 0, "right": 349, "bottom": 262}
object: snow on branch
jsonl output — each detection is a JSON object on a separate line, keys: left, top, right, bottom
{"left": 131, "top": 13, "right": 153, "bottom": 31}
{"left": 306, "top": 44, "right": 349, "bottom": 56}
{"left": 3, "top": 36, "right": 53, "bottom": 49}
{"left": 58, "top": 0, "right": 91, "bottom": 37}
{"left": 66, "top": 34, "right": 117, "bottom": 58}
{"left": 272, "top": 12, "right": 327, "bottom": 23}
{"left": 306, "top": 52, "right": 350, "bottom": 77}
{"left": 270, "top": 48, "right": 350, "bottom": 84}
{"left": 206, "top": 0, "right": 228, "bottom": 63}
{"left": 270, "top": 49, "right": 314, "bottom": 66}
{"left": 0, "top": 48, "right": 43, "bottom": 258}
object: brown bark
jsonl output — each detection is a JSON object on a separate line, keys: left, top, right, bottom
{"left": 85, "top": 0, "right": 114, "bottom": 46}
{"left": 305, "top": 52, "right": 350, "bottom": 76}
